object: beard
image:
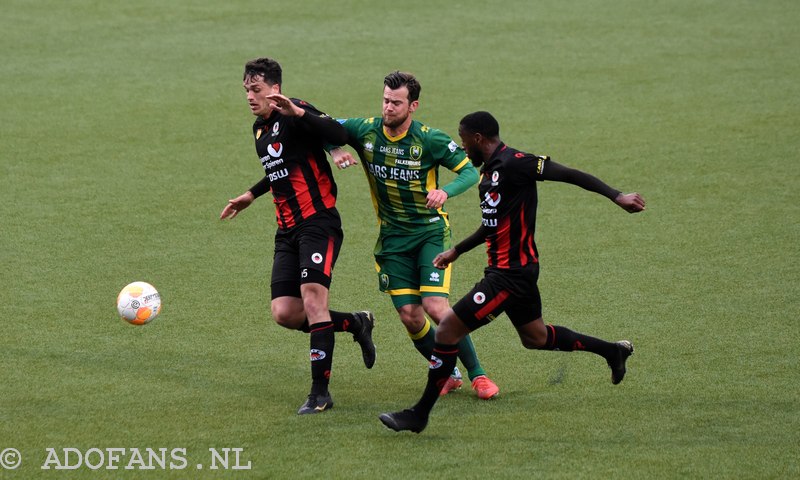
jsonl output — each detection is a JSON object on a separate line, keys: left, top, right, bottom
{"left": 383, "top": 111, "right": 408, "bottom": 129}
{"left": 468, "top": 149, "right": 485, "bottom": 167}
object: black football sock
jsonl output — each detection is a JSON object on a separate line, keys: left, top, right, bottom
{"left": 330, "top": 310, "right": 359, "bottom": 333}
{"left": 309, "top": 321, "right": 335, "bottom": 395}
{"left": 298, "top": 318, "right": 311, "bottom": 333}
{"left": 541, "top": 324, "right": 615, "bottom": 359}
{"left": 412, "top": 343, "right": 458, "bottom": 417}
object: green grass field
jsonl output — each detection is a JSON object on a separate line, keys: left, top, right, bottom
{"left": 2, "top": 0, "right": 798, "bottom": 478}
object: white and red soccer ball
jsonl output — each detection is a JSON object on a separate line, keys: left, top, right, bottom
{"left": 116, "top": 281, "right": 161, "bottom": 325}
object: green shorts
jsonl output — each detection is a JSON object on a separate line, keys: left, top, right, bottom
{"left": 374, "top": 226, "right": 453, "bottom": 308}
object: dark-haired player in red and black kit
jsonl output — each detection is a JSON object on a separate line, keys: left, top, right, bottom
{"left": 220, "top": 57, "right": 376, "bottom": 415}
{"left": 380, "top": 111, "right": 646, "bottom": 433}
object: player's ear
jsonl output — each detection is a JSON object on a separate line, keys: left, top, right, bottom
{"left": 408, "top": 100, "right": 419, "bottom": 113}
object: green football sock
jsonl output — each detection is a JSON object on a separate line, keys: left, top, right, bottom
{"left": 457, "top": 334, "right": 486, "bottom": 380}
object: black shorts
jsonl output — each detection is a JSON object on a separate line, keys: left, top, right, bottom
{"left": 452, "top": 263, "right": 542, "bottom": 331}
{"left": 270, "top": 208, "right": 343, "bottom": 299}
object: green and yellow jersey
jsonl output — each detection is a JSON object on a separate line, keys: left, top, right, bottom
{"left": 337, "top": 117, "right": 478, "bottom": 234}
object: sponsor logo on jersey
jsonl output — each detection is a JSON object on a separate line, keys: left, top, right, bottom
{"left": 380, "top": 273, "right": 390, "bottom": 289}
{"left": 448, "top": 141, "right": 458, "bottom": 153}
{"left": 310, "top": 349, "right": 326, "bottom": 361}
{"left": 272, "top": 121, "right": 280, "bottom": 135}
{"left": 429, "top": 272, "right": 440, "bottom": 283}
{"left": 428, "top": 355, "right": 443, "bottom": 369}
{"left": 311, "top": 253, "right": 323, "bottom": 264}
{"left": 366, "top": 163, "right": 420, "bottom": 182}
{"left": 491, "top": 171, "right": 500, "bottom": 184}
{"left": 484, "top": 192, "right": 501, "bottom": 207}
{"left": 263, "top": 163, "right": 288, "bottom": 182}
{"left": 268, "top": 169, "right": 288, "bottom": 182}
{"left": 395, "top": 158, "right": 421, "bottom": 167}
{"left": 364, "top": 142, "right": 374, "bottom": 152}
{"left": 267, "top": 142, "right": 283, "bottom": 158}
{"left": 380, "top": 145, "right": 405, "bottom": 156}
{"left": 260, "top": 156, "right": 285, "bottom": 170}
{"left": 410, "top": 145, "right": 422, "bottom": 160}
{"left": 473, "top": 292, "right": 486, "bottom": 304}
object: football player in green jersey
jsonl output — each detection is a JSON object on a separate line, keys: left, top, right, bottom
{"left": 328, "top": 72, "right": 499, "bottom": 399}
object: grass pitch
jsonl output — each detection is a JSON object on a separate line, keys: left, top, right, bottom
{"left": 2, "top": 0, "right": 798, "bottom": 478}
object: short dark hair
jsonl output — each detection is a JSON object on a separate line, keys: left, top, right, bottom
{"left": 384, "top": 71, "right": 421, "bottom": 102}
{"left": 460, "top": 111, "right": 500, "bottom": 138}
{"left": 244, "top": 57, "right": 282, "bottom": 86}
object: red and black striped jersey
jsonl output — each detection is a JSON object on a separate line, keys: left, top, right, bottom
{"left": 478, "top": 143, "right": 550, "bottom": 269}
{"left": 252, "top": 99, "right": 340, "bottom": 230}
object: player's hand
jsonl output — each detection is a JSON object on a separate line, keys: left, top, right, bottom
{"left": 433, "top": 248, "right": 459, "bottom": 269}
{"left": 426, "top": 189, "right": 449, "bottom": 209}
{"left": 265, "top": 94, "right": 304, "bottom": 117}
{"left": 615, "top": 192, "right": 646, "bottom": 213}
{"left": 330, "top": 148, "right": 358, "bottom": 169}
{"left": 220, "top": 191, "right": 255, "bottom": 220}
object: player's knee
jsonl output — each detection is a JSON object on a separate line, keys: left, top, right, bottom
{"left": 422, "top": 299, "right": 449, "bottom": 324}
{"left": 273, "top": 315, "right": 296, "bottom": 329}
{"left": 397, "top": 306, "right": 425, "bottom": 332}
{"left": 517, "top": 321, "right": 548, "bottom": 349}
{"left": 270, "top": 295, "right": 308, "bottom": 329}
{"left": 271, "top": 303, "right": 300, "bottom": 329}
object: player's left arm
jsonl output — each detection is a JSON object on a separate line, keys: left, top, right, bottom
{"left": 324, "top": 119, "right": 363, "bottom": 170}
{"left": 540, "top": 159, "right": 646, "bottom": 213}
{"left": 426, "top": 133, "right": 479, "bottom": 209}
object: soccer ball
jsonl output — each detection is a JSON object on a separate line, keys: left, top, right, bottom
{"left": 117, "top": 281, "right": 162, "bottom": 325}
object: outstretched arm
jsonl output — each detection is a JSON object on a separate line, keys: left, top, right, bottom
{"left": 265, "top": 94, "right": 348, "bottom": 145}
{"left": 541, "top": 160, "right": 645, "bottom": 213}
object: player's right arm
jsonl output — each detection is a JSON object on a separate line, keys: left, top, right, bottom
{"left": 219, "top": 175, "right": 270, "bottom": 220}
{"left": 432, "top": 225, "right": 491, "bottom": 269}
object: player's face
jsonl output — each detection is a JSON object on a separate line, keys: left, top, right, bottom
{"left": 458, "top": 126, "right": 484, "bottom": 166}
{"left": 244, "top": 75, "right": 280, "bottom": 117}
{"left": 382, "top": 86, "right": 417, "bottom": 129}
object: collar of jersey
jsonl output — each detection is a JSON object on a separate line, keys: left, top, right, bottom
{"left": 382, "top": 126, "right": 408, "bottom": 142}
